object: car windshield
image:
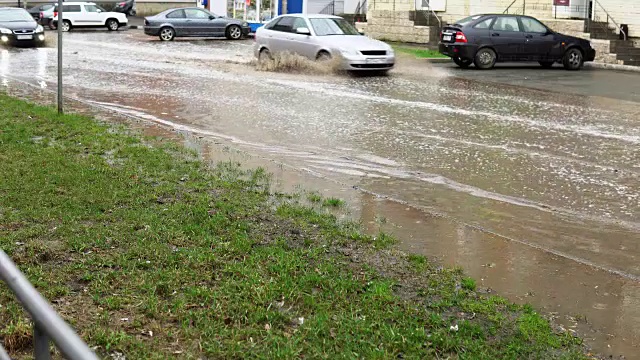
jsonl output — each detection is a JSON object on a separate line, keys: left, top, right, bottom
{"left": 309, "top": 18, "right": 359, "bottom": 36}
{"left": 453, "top": 15, "right": 483, "bottom": 27}
{"left": 0, "top": 9, "right": 34, "bottom": 22}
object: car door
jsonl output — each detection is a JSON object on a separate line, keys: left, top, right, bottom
{"left": 165, "top": 9, "right": 189, "bottom": 36}
{"left": 83, "top": 5, "right": 103, "bottom": 26}
{"left": 269, "top": 16, "right": 295, "bottom": 54}
{"left": 285, "top": 17, "right": 317, "bottom": 59}
{"left": 520, "top": 16, "right": 556, "bottom": 60}
{"left": 490, "top": 16, "right": 526, "bottom": 61}
{"left": 184, "top": 8, "right": 212, "bottom": 36}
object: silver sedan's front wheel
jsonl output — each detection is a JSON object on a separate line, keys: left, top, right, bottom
{"left": 159, "top": 27, "right": 175, "bottom": 41}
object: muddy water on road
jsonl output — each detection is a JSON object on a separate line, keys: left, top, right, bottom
{"left": 2, "top": 31, "right": 639, "bottom": 357}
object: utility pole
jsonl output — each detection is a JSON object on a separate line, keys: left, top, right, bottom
{"left": 57, "top": 2, "right": 63, "bottom": 114}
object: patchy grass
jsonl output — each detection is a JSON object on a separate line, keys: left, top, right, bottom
{"left": 393, "top": 45, "right": 448, "bottom": 58}
{"left": 0, "top": 95, "right": 589, "bottom": 359}
{"left": 306, "top": 192, "right": 322, "bottom": 203}
{"left": 322, "top": 197, "right": 345, "bottom": 208}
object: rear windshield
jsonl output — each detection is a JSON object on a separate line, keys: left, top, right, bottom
{"left": 0, "top": 9, "right": 34, "bottom": 22}
{"left": 453, "top": 15, "right": 483, "bottom": 27}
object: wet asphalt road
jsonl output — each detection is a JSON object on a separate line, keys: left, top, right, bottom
{"left": 2, "top": 30, "right": 639, "bottom": 357}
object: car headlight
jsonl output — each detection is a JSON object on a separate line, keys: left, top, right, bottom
{"left": 242, "top": 22, "right": 248, "bottom": 27}
{"left": 35, "top": 25, "right": 44, "bottom": 33}
{"left": 387, "top": 48, "right": 395, "bottom": 56}
{"left": 0, "top": 28, "right": 12, "bottom": 35}
{"left": 339, "top": 48, "right": 357, "bottom": 56}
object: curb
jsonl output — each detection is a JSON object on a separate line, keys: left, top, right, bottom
{"left": 423, "top": 58, "right": 451, "bottom": 64}
{"left": 585, "top": 62, "right": 640, "bottom": 73}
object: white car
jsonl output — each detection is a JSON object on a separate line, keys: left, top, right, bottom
{"left": 52, "top": 2, "right": 128, "bottom": 32}
{"left": 254, "top": 14, "right": 395, "bottom": 72}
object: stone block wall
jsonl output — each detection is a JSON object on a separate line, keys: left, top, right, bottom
{"left": 366, "top": 9, "right": 432, "bottom": 43}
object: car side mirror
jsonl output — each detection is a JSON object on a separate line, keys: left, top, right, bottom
{"left": 209, "top": 15, "right": 216, "bottom": 20}
{"left": 96, "top": 9, "right": 102, "bottom": 13}
{"left": 296, "top": 27, "right": 311, "bottom": 35}
{"left": 358, "top": 30, "right": 365, "bottom": 35}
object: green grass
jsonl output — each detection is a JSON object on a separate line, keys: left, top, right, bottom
{"left": 322, "top": 197, "right": 344, "bottom": 208}
{"left": 393, "top": 45, "right": 448, "bottom": 58}
{"left": 0, "top": 95, "right": 588, "bottom": 359}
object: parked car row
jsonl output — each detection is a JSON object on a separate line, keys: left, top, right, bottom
{"left": 27, "top": 1, "right": 135, "bottom": 30}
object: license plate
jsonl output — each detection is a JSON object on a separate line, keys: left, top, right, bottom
{"left": 443, "top": 35, "right": 452, "bottom": 41}
{"left": 366, "top": 58, "right": 387, "bottom": 64}
{"left": 17, "top": 35, "right": 33, "bottom": 40}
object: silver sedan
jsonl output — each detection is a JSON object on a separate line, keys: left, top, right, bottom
{"left": 254, "top": 14, "right": 395, "bottom": 72}
{"left": 144, "top": 8, "right": 251, "bottom": 41}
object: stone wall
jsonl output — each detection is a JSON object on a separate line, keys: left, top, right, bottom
{"left": 136, "top": 1, "right": 193, "bottom": 16}
{"left": 366, "top": 9, "right": 431, "bottom": 43}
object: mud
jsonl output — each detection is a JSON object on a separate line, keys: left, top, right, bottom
{"left": 1, "top": 30, "right": 639, "bottom": 358}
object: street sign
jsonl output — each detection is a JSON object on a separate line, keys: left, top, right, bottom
{"left": 553, "top": 0, "right": 570, "bottom": 6}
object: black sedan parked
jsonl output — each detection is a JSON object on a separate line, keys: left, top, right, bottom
{"left": 439, "top": 14, "right": 596, "bottom": 70}
{"left": 0, "top": 8, "right": 46, "bottom": 47}
{"left": 144, "top": 8, "right": 250, "bottom": 41}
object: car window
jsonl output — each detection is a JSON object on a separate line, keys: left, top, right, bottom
{"left": 166, "top": 9, "right": 186, "bottom": 19}
{"left": 85, "top": 5, "right": 101, "bottom": 13}
{"left": 185, "top": 9, "right": 210, "bottom": 19}
{"left": 521, "top": 17, "right": 547, "bottom": 33}
{"left": 492, "top": 16, "right": 521, "bottom": 32}
{"left": 309, "top": 17, "right": 359, "bottom": 36}
{"left": 292, "top": 17, "right": 307, "bottom": 31}
{"left": 41, "top": 4, "right": 54, "bottom": 11}
{"left": 272, "top": 16, "right": 294, "bottom": 32}
{"left": 453, "top": 15, "right": 483, "bottom": 27}
{"left": 473, "top": 17, "right": 494, "bottom": 29}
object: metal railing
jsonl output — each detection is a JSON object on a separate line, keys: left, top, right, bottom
{"left": 413, "top": 0, "right": 441, "bottom": 29}
{"left": 0, "top": 250, "right": 99, "bottom": 360}
{"left": 354, "top": 0, "right": 367, "bottom": 15}
{"left": 588, "top": 0, "right": 627, "bottom": 40}
{"left": 319, "top": 1, "right": 334, "bottom": 15}
{"left": 503, "top": 0, "right": 524, "bottom": 15}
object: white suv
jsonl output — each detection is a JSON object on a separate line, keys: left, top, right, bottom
{"left": 53, "top": 2, "right": 128, "bottom": 32}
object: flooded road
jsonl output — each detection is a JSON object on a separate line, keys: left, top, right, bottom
{"left": 2, "top": 31, "right": 639, "bottom": 358}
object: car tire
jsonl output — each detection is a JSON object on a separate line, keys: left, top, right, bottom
{"left": 61, "top": 20, "right": 71, "bottom": 32}
{"left": 159, "top": 27, "right": 175, "bottom": 41}
{"left": 128, "top": 9, "right": 136, "bottom": 16}
{"left": 226, "top": 25, "right": 242, "bottom": 40}
{"left": 474, "top": 48, "right": 496, "bottom": 70}
{"left": 562, "top": 48, "right": 583, "bottom": 70}
{"left": 48, "top": 19, "right": 56, "bottom": 30}
{"left": 106, "top": 19, "right": 119, "bottom": 31}
{"left": 258, "top": 48, "right": 272, "bottom": 63}
{"left": 453, "top": 57, "right": 472, "bottom": 69}
{"left": 539, "top": 61, "right": 554, "bottom": 68}
{"left": 316, "top": 51, "right": 331, "bottom": 61}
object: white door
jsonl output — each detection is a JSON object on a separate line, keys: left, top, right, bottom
{"left": 83, "top": 4, "right": 103, "bottom": 26}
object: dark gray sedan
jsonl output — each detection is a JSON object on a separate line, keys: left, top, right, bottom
{"left": 143, "top": 8, "right": 250, "bottom": 41}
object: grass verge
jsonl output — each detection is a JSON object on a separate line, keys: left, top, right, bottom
{"left": 393, "top": 45, "right": 448, "bottom": 59}
{"left": 0, "top": 95, "right": 588, "bottom": 359}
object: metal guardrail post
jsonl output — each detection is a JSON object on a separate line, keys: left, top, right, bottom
{"left": 0, "top": 344, "right": 11, "bottom": 360}
{"left": 34, "top": 324, "right": 51, "bottom": 360}
{"left": 0, "top": 250, "right": 99, "bottom": 360}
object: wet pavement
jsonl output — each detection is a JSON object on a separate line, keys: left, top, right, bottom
{"left": 2, "top": 30, "right": 639, "bottom": 358}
